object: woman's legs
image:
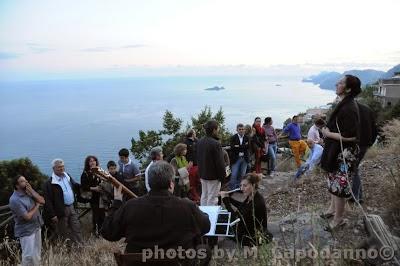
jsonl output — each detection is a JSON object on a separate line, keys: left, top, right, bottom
{"left": 327, "top": 194, "right": 336, "bottom": 214}
{"left": 333, "top": 196, "right": 346, "bottom": 223}
{"left": 268, "top": 143, "right": 277, "bottom": 171}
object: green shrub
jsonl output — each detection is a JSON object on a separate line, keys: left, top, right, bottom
{"left": 0, "top": 158, "right": 48, "bottom": 205}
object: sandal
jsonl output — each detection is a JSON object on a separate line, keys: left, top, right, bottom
{"left": 320, "top": 212, "right": 335, "bottom": 219}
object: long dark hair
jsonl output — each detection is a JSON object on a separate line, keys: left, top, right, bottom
{"left": 84, "top": 155, "right": 99, "bottom": 172}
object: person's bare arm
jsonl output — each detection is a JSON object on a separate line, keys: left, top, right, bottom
{"left": 321, "top": 128, "right": 356, "bottom": 142}
{"left": 25, "top": 183, "right": 45, "bottom": 205}
{"left": 22, "top": 202, "right": 40, "bottom": 221}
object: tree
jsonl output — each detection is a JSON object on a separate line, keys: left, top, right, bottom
{"left": 161, "top": 110, "right": 182, "bottom": 135}
{"left": 130, "top": 130, "right": 162, "bottom": 164}
{"left": 130, "top": 106, "right": 231, "bottom": 164}
{"left": 191, "top": 106, "right": 231, "bottom": 144}
{"left": 0, "top": 158, "right": 48, "bottom": 205}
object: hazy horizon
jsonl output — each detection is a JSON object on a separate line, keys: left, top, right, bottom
{"left": 1, "top": 0, "right": 399, "bottom": 81}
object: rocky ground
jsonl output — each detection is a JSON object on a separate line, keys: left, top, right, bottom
{"left": 254, "top": 150, "right": 400, "bottom": 265}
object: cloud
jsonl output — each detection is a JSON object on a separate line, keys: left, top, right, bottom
{"left": 81, "top": 44, "right": 146, "bottom": 52}
{"left": 80, "top": 47, "right": 110, "bottom": 52}
{"left": 27, "top": 43, "right": 54, "bottom": 54}
{"left": 0, "top": 52, "right": 21, "bottom": 60}
{"left": 120, "top": 44, "right": 146, "bottom": 49}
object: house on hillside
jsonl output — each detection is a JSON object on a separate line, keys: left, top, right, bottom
{"left": 374, "top": 72, "right": 400, "bottom": 107}
{"left": 304, "top": 106, "right": 330, "bottom": 121}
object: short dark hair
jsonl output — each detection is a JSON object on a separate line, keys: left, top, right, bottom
{"left": 148, "top": 161, "right": 174, "bottom": 191}
{"left": 107, "top": 160, "right": 117, "bottom": 169}
{"left": 12, "top": 174, "right": 23, "bottom": 190}
{"left": 236, "top": 123, "right": 244, "bottom": 129}
{"left": 264, "top": 117, "right": 272, "bottom": 125}
{"left": 84, "top": 155, "right": 99, "bottom": 172}
{"left": 344, "top": 75, "right": 361, "bottom": 97}
{"left": 118, "top": 148, "right": 129, "bottom": 157}
{"left": 204, "top": 120, "right": 219, "bottom": 136}
{"left": 292, "top": 115, "right": 298, "bottom": 120}
{"left": 254, "top": 117, "right": 261, "bottom": 122}
{"left": 186, "top": 129, "right": 195, "bottom": 138}
{"left": 315, "top": 118, "right": 326, "bottom": 127}
{"left": 150, "top": 147, "right": 163, "bottom": 160}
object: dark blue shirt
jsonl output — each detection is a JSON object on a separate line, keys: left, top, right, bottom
{"left": 9, "top": 190, "right": 43, "bottom": 238}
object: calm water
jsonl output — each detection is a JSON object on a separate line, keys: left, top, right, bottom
{"left": 0, "top": 76, "right": 335, "bottom": 180}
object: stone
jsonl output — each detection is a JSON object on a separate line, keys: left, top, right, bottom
{"left": 269, "top": 211, "right": 334, "bottom": 250}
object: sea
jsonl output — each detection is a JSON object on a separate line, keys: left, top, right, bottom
{"left": 0, "top": 75, "right": 335, "bottom": 181}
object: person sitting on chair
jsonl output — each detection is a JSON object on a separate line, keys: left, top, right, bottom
{"left": 101, "top": 161, "right": 210, "bottom": 260}
{"left": 220, "top": 173, "right": 273, "bottom": 247}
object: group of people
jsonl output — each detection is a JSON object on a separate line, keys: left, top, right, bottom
{"left": 8, "top": 74, "right": 378, "bottom": 265}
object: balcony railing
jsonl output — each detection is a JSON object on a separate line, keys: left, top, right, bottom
{"left": 373, "top": 91, "right": 384, "bottom": 97}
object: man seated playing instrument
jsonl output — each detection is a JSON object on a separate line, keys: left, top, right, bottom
{"left": 101, "top": 161, "right": 211, "bottom": 263}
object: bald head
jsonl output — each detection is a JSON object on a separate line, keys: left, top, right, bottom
{"left": 306, "top": 139, "right": 315, "bottom": 148}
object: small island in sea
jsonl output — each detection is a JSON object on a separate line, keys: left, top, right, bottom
{"left": 205, "top": 86, "right": 225, "bottom": 91}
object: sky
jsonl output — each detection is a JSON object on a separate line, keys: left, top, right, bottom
{"left": 0, "top": 0, "right": 399, "bottom": 81}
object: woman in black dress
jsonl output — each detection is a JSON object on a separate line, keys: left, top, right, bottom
{"left": 80, "top": 155, "right": 105, "bottom": 235}
{"left": 320, "top": 75, "right": 361, "bottom": 229}
{"left": 220, "top": 173, "right": 273, "bottom": 246}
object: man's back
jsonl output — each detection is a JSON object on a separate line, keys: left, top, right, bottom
{"left": 101, "top": 190, "right": 210, "bottom": 252}
{"left": 196, "top": 136, "right": 225, "bottom": 181}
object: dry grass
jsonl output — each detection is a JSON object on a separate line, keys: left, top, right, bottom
{"left": 363, "top": 145, "right": 380, "bottom": 160}
{"left": 275, "top": 156, "right": 297, "bottom": 172}
{"left": 1, "top": 236, "right": 124, "bottom": 266}
{"left": 381, "top": 118, "right": 400, "bottom": 154}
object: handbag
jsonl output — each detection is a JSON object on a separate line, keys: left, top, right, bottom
{"left": 177, "top": 167, "right": 190, "bottom": 187}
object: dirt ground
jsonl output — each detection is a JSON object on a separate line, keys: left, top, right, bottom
{"left": 260, "top": 151, "right": 400, "bottom": 252}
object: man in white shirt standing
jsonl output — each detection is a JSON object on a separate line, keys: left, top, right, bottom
{"left": 307, "top": 118, "right": 325, "bottom": 145}
{"left": 229, "top": 123, "right": 249, "bottom": 190}
{"left": 145, "top": 147, "right": 163, "bottom": 192}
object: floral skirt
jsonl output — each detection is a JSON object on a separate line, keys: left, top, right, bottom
{"left": 327, "top": 146, "right": 359, "bottom": 198}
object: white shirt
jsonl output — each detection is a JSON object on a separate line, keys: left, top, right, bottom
{"left": 144, "top": 161, "right": 154, "bottom": 192}
{"left": 238, "top": 134, "right": 244, "bottom": 145}
{"left": 307, "top": 125, "right": 321, "bottom": 143}
{"left": 238, "top": 134, "right": 244, "bottom": 157}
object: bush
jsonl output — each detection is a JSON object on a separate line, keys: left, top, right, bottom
{"left": 0, "top": 158, "right": 48, "bottom": 206}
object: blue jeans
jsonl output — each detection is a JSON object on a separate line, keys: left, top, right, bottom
{"left": 229, "top": 157, "right": 248, "bottom": 190}
{"left": 295, "top": 164, "right": 309, "bottom": 179}
{"left": 268, "top": 142, "right": 278, "bottom": 171}
{"left": 352, "top": 146, "right": 367, "bottom": 201}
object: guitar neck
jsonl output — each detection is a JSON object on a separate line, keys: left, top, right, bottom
{"left": 95, "top": 169, "right": 138, "bottom": 198}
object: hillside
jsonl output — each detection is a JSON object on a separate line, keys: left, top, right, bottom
{"left": 304, "top": 64, "right": 400, "bottom": 90}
